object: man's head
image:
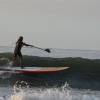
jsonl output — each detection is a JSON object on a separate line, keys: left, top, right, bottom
{"left": 19, "top": 36, "right": 23, "bottom": 41}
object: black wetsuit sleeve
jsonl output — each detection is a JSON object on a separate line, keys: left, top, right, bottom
{"left": 23, "top": 42, "right": 33, "bottom": 47}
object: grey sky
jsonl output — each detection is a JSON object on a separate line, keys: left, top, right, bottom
{"left": 0, "top": 0, "right": 99, "bottom": 50}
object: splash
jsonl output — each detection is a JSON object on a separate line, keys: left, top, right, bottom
{"left": 9, "top": 81, "right": 100, "bottom": 100}
{"left": 13, "top": 81, "right": 30, "bottom": 93}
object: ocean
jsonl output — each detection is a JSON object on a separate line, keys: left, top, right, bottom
{"left": 0, "top": 46, "right": 100, "bottom": 100}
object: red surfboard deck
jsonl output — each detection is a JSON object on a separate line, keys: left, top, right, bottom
{"left": 0, "top": 67, "right": 69, "bottom": 74}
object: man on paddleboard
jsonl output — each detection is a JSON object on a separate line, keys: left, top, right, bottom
{"left": 13, "top": 36, "right": 34, "bottom": 68}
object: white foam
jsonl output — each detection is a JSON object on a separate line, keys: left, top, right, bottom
{"left": 8, "top": 82, "right": 100, "bottom": 100}
{"left": 9, "top": 88, "right": 100, "bottom": 100}
{"left": 0, "top": 83, "right": 100, "bottom": 100}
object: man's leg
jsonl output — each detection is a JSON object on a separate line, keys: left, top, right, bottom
{"left": 19, "top": 56, "right": 23, "bottom": 69}
{"left": 13, "top": 54, "right": 17, "bottom": 66}
{"left": 19, "top": 52, "right": 24, "bottom": 69}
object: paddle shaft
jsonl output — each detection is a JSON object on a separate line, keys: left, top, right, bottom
{"left": 33, "top": 46, "right": 45, "bottom": 51}
{"left": 32, "top": 46, "right": 51, "bottom": 53}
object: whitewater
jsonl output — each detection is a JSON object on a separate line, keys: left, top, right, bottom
{"left": 0, "top": 83, "right": 100, "bottom": 100}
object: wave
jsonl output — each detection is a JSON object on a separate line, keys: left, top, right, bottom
{"left": 10, "top": 90, "right": 100, "bottom": 100}
{"left": 0, "top": 82, "right": 100, "bottom": 100}
{"left": 0, "top": 70, "right": 100, "bottom": 91}
{"left": 0, "top": 53, "right": 100, "bottom": 90}
{"left": 0, "top": 52, "right": 100, "bottom": 67}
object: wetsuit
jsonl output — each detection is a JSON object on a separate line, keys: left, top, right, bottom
{"left": 14, "top": 41, "right": 24, "bottom": 58}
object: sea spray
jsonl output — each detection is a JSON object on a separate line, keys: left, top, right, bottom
{"left": 9, "top": 81, "right": 100, "bottom": 100}
{"left": 10, "top": 82, "right": 71, "bottom": 100}
{"left": 10, "top": 88, "right": 100, "bottom": 100}
{"left": 13, "top": 81, "right": 30, "bottom": 94}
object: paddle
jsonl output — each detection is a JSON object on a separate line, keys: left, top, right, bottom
{"left": 32, "top": 46, "right": 51, "bottom": 53}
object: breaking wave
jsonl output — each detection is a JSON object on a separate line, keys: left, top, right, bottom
{"left": 2, "top": 82, "right": 100, "bottom": 100}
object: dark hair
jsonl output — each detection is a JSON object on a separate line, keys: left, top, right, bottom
{"left": 16, "top": 36, "right": 23, "bottom": 43}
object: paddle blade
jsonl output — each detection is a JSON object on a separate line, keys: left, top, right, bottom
{"left": 45, "top": 49, "right": 51, "bottom": 53}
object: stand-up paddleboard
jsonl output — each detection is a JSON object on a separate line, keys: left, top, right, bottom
{"left": 0, "top": 67, "right": 69, "bottom": 74}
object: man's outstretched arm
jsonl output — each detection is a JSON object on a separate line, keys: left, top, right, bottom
{"left": 23, "top": 42, "right": 34, "bottom": 47}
